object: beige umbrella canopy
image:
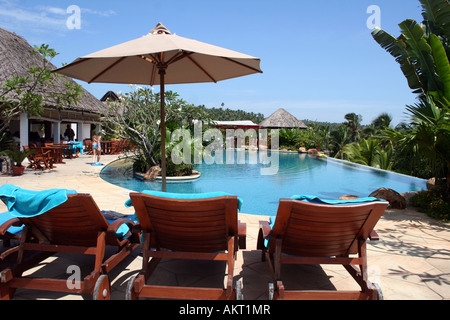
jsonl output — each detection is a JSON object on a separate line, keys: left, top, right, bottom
{"left": 55, "top": 22, "right": 262, "bottom": 191}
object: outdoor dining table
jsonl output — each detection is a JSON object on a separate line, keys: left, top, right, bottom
{"left": 42, "top": 145, "right": 68, "bottom": 164}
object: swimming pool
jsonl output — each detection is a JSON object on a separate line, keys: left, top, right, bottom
{"left": 100, "top": 151, "right": 427, "bottom": 216}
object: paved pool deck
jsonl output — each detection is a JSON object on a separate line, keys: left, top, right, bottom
{"left": 1, "top": 154, "right": 449, "bottom": 300}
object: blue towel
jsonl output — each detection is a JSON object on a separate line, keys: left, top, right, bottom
{"left": 125, "top": 190, "right": 243, "bottom": 211}
{"left": 290, "top": 195, "right": 385, "bottom": 205}
{"left": 0, "top": 184, "right": 77, "bottom": 218}
{"left": 0, "top": 211, "right": 23, "bottom": 235}
{"left": 69, "top": 141, "right": 83, "bottom": 155}
{"left": 0, "top": 185, "right": 132, "bottom": 240}
{"left": 102, "top": 210, "right": 139, "bottom": 240}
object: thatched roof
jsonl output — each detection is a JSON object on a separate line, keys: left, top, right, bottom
{"left": 100, "top": 91, "right": 120, "bottom": 102}
{"left": 0, "top": 28, "right": 106, "bottom": 115}
{"left": 259, "top": 108, "right": 308, "bottom": 129}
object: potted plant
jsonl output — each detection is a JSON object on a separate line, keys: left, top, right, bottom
{"left": 4, "top": 149, "right": 30, "bottom": 176}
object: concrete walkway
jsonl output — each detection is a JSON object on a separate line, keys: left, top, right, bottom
{"left": 1, "top": 154, "right": 449, "bottom": 300}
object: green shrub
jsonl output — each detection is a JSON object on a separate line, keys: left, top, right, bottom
{"left": 411, "top": 189, "right": 450, "bottom": 222}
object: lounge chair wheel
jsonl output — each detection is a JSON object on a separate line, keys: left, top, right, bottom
{"left": 373, "top": 282, "right": 383, "bottom": 300}
{"left": 93, "top": 274, "right": 110, "bottom": 300}
{"left": 267, "top": 282, "right": 274, "bottom": 300}
{"left": 125, "top": 275, "right": 138, "bottom": 300}
{"left": 235, "top": 279, "right": 243, "bottom": 300}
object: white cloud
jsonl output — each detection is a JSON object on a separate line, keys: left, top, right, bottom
{"left": 82, "top": 8, "right": 117, "bottom": 17}
{"left": 0, "top": 4, "right": 66, "bottom": 30}
{"left": 0, "top": 1, "right": 116, "bottom": 34}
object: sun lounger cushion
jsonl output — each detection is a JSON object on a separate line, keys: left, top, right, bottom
{"left": 125, "top": 190, "right": 243, "bottom": 211}
{"left": 0, "top": 184, "right": 77, "bottom": 218}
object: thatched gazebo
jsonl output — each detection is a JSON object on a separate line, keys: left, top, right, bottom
{"left": 259, "top": 108, "right": 308, "bottom": 129}
{"left": 0, "top": 27, "right": 107, "bottom": 147}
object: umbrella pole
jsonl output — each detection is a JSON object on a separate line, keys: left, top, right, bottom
{"left": 159, "top": 65, "right": 167, "bottom": 192}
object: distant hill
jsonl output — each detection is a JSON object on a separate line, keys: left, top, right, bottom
{"left": 197, "top": 105, "right": 265, "bottom": 124}
{"left": 302, "top": 119, "right": 343, "bottom": 130}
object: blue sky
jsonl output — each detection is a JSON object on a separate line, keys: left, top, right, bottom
{"left": 0, "top": 0, "right": 424, "bottom": 125}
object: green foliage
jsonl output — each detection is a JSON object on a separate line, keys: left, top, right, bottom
{"left": 0, "top": 132, "right": 15, "bottom": 152}
{"left": 382, "top": 96, "right": 450, "bottom": 179}
{"left": 411, "top": 189, "right": 450, "bottom": 221}
{"left": 103, "top": 88, "right": 206, "bottom": 175}
{"left": 344, "top": 113, "right": 362, "bottom": 142}
{"left": 2, "top": 148, "right": 30, "bottom": 167}
{"left": 371, "top": 0, "right": 450, "bottom": 196}
{"left": 343, "top": 138, "right": 394, "bottom": 170}
{"left": 371, "top": 0, "right": 450, "bottom": 101}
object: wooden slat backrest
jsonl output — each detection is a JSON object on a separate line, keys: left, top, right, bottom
{"left": 270, "top": 199, "right": 388, "bottom": 256}
{"left": 20, "top": 194, "right": 114, "bottom": 247}
{"left": 130, "top": 193, "right": 239, "bottom": 253}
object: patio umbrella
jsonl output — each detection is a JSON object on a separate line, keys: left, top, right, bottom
{"left": 55, "top": 22, "right": 262, "bottom": 191}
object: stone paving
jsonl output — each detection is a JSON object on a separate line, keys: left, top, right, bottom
{"left": 1, "top": 154, "right": 449, "bottom": 300}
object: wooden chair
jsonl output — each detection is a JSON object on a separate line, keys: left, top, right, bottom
{"left": 257, "top": 198, "right": 388, "bottom": 300}
{"left": 0, "top": 194, "right": 140, "bottom": 300}
{"left": 24, "top": 146, "right": 53, "bottom": 170}
{"left": 125, "top": 192, "right": 247, "bottom": 300}
{"left": 83, "top": 139, "right": 92, "bottom": 155}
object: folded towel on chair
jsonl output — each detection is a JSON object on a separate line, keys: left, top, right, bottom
{"left": 0, "top": 184, "right": 77, "bottom": 218}
{"left": 290, "top": 194, "right": 384, "bottom": 205}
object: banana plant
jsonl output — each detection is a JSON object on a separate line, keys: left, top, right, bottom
{"left": 371, "top": 0, "right": 450, "bottom": 102}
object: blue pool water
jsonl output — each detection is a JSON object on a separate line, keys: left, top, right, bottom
{"left": 100, "top": 151, "right": 427, "bottom": 216}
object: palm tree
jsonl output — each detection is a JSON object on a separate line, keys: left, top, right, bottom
{"left": 406, "top": 96, "right": 450, "bottom": 181}
{"left": 344, "top": 138, "right": 381, "bottom": 167}
{"left": 372, "top": 0, "right": 450, "bottom": 194}
{"left": 372, "top": 113, "right": 393, "bottom": 130}
{"left": 330, "top": 126, "right": 349, "bottom": 159}
{"left": 344, "top": 113, "right": 362, "bottom": 142}
{"left": 371, "top": 0, "right": 450, "bottom": 104}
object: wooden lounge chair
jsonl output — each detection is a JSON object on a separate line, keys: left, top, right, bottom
{"left": 0, "top": 193, "right": 140, "bottom": 300}
{"left": 257, "top": 198, "right": 388, "bottom": 300}
{"left": 125, "top": 192, "right": 247, "bottom": 300}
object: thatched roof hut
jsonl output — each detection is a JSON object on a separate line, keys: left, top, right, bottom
{"left": 0, "top": 27, "right": 106, "bottom": 123}
{"left": 259, "top": 108, "right": 308, "bottom": 129}
{"left": 100, "top": 91, "right": 121, "bottom": 102}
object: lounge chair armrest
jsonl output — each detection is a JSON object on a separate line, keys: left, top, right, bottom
{"left": 369, "top": 230, "right": 380, "bottom": 241}
{"left": 106, "top": 218, "right": 136, "bottom": 234}
{"left": 259, "top": 220, "right": 272, "bottom": 238}
{"left": 238, "top": 221, "right": 246, "bottom": 249}
{"left": 0, "top": 217, "right": 22, "bottom": 234}
{"left": 257, "top": 220, "right": 272, "bottom": 250}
